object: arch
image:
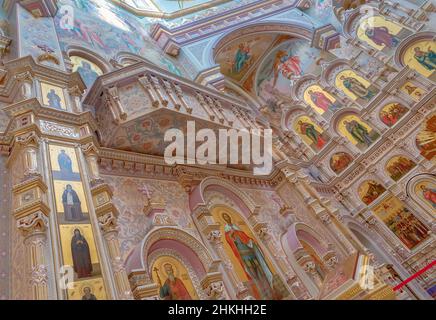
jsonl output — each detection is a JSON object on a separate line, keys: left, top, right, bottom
{"left": 124, "top": 227, "right": 217, "bottom": 279}
{"left": 393, "top": 31, "right": 435, "bottom": 70}
{"left": 283, "top": 222, "right": 330, "bottom": 258}
{"left": 406, "top": 173, "right": 436, "bottom": 216}
{"left": 189, "top": 177, "right": 259, "bottom": 218}
{"left": 65, "top": 45, "right": 112, "bottom": 73}
{"left": 113, "top": 51, "right": 153, "bottom": 67}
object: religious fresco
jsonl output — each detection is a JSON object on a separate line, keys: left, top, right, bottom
{"left": 152, "top": 256, "right": 198, "bottom": 300}
{"left": 385, "top": 156, "right": 416, "bottom": 182}
{"left": 380, "top": 103, "right": 408, "bottom": 127}
{"left": 358, "top": 180, "right": 386, "bottom": 205}
{"left": 416, "top": 114, "right": 436, "bottom": 161}
{"left": 414, "top": 179, "right": 436, "bottom": 211}
{"left": 400, "top": 82, "right": 425, "bottom": 102}
{"left": 48, "top": 144, "right": 107, "bottom": 299}
{"left": 215, "top": 34, "right": 278, "bottom": 82}
{"left": 338, "top": 115, "right": 379, "bottom": 150}
{"left": 293, "top": 116, "right": 329, "bottom": 152}
{"left": 330, "top": 152, "right": 353, "bottom": 174}
{"left": 211, "top": 207, "right": 288, "bottom": 300}
{"left": 55, "top": 0, "right": 190, "bottom": 78}
{"left": 256, "top": 39, "right": 334, "bottom": 104}
{"left": 304, "top": 85, "right": 342, "bottom": 115}
{"left": 373, "top": 196, "right": 429, "bottom": 250}
{"left": 403, "top": 40, "right": 436, "bottom": 81}
{"left": 335, "top": 70, "right": 378, "bottom": 104}
{"left": 70, "top": 56, "right": 103, "bottom": 88}
{"left": 357, "top": 16, "right": 410, "bottom": 53}
{"left": 41, "top": 82, "right": 67, "bottom": 111}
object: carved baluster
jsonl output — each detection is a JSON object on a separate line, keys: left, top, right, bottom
{"left": 138, "top": 75, "right": 160, "bottom": 108}
{"left": 162, "top": 79, "right": 181, "bottom": 110}
{"left": 149, "top": 75, "right": 168, "bottom": 107}
{"left": 173, "top": 83, "right": 192, "bottom": 114}
{"left": 196, "top": 92, "right": 215, "bottom": 121}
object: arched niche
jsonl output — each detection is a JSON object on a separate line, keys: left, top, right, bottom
{"left": 394, "top": 31, "right": 436, "bottom": 81}
{"left": 281, "top": 222, "right": 336, "bottom": 297}
{"left": 406, "top": 173, "right": 436, "bottom": 218}
{"left": 66, "top": 46, "right": 111, "bottom": 89}
{"left": 124, "top": 227, "right": 219, "bottom": 299}
{"left": 357, "top": 179, "right": 386, "bottom": 205}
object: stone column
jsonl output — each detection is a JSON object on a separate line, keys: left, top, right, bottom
{"left": 15, "top": 71, "right": 34, "bottom": 101}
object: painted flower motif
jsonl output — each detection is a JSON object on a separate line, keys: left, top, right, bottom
{"left": 158, "top": 118, "right": 171, "bottom": 130}
{"left": 141, "top": 119, "right": 152, "bottom": 131}
{"left": 142, "top": 141, "right": 155, "bottom": 151}
{"left": 132, "top": 133, "right": 142, "bottom": 142}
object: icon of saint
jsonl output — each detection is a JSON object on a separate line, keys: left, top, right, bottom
{"left": 81, "top": 287, "right": 97, "bottom": 300}
{"left": 71, "top": 228, "right": 93, "bottom": 279}
{"left": 47, "top": 89, "right": 63, "bottom": 110}
{"left": 155, "top": 264, "right": 192, "bottom": 300}
{"left": 62, "top": 184, "right": 85, "bottom": 221}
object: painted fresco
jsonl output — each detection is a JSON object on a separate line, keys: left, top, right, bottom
{"left": 415, "top": 179, "right": 436, "bottom": 211}
{"left": 152, "top": 256, "right": 198, "bottom": 300}
{"left": 215, "top": 34, "right": 277, "bottom": 82}
{"left": 304, "top": 85, "right": 342, "bottom": 115}
{"left": 55, "top": 0, "right": 190, "bottom": 78}
{"left": 48, "top": 144, "right": 107, "bottom": 299}
{"left": 416, "top": 114, "right": 436, "bottom": 161}
{"left": 256, "top": 39, "right": 334, "bottom": 104}
{"left": 211, "top": 206, "right": 288, "bottom": 300}
{"left": 357, "top": 16, "right": 410, "bottom": 53}
{"left": 373, "top": 196, "right": 429, "bottom": 250}
{"left": 380, "top": 103, "right": 408, "bottom": 127}
{"left": 293, "top": 116, "right": 329, "bottom": 152}
{"left": 338, "top": 115, "right": 379, "bottom": 150}
{"left": 385, "top": 156, "right": 416, "bottom": 182}
{"left": 330, "top": 152, "right": 353, "bottom": 174}
{"left": 71, "top": 56, "right": 103, "bottom": 88}
{"left": 358, "top": 180, "right": 386, "bottom": 205}
{"left": 41, "top": 82, "right": 67, "bottom": 111}
{"left": 403, "top": 40, "right": 436, "bottom": 81}
{"left": 335, "top": 70, "right": 378, "bottom": 104}
{"left": 400, "top": 82, "right": 425, "bottom": 102}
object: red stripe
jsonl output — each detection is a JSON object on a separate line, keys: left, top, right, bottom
{"left": 393, "top": 260, "right": 436, "bottom": 291}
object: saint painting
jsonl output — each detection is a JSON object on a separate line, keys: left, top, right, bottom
{"left": 359, "top": 180, "right": 386, "bottom": 205}
{"left": 385, "top": 156, "right": 416, "bottom": 181}
{"left": 272, "top": 49, "right": 302, "bottom": 87}
{"left": 47, "top": 89, "right": 63, "bottom": 110}
{"left": 380, "top": 103, "right": 408, "bottom": 127}
{"left": 77, "top": 61, "right": 100, "bottom": 88}
{"left": 374, "top": 197, "right": 429, "bottom": 249}
{"left": 71, "top": 228, "right": 93, "bottom": 279}
{"left": 58, "top": 149, "right": 73, "bottom": 175}
{"left": 221, "top": 213, "right": 282, "bottom": 300}
{"left": 81, "top": 287, "right": 97, "bottom": 300}
{"left": 295, "top": 117, "right": 328, "bottom": 152}
{"left": 155, "top": 264, "right": 192, "bottom": 300}
{"left": 361, "top": 21, "right": 399, "bottom": 49}
{"left": 419, "top": 185, "right": 436, "bottom": 209}
{"left": 330, "top": 152, "right": 353, "bottom": 174}
{"left": 344, "top": 119, "right": 374, "bottom": 147}
{"left": 413, "top": 46, "right": 436, "bottom": 72}
{"left": 232, "top": 43, "right": 251, "bottom": 74}
{"left": 307, "top": 89, "right": 341, "bottom": 114}
{"left": 339, "top": 74, "right": 375, "bottom": 101}
{"left": 62, "top": 185, "right": 85, "bottom": 221}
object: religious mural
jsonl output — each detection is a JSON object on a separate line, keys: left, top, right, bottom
{"left": 256, "top": 39, "right": 334, "bottom": 105}
{"left": 414, "top": 179, "right": 436, "bottom": 211}
{"left": 211, "top": 207, "right": 288, "bottom": 300}
{"left": 41, "top": 82, "right": 67, "bottom": 111}
{"left": 373, "top": 196, "right": 429, "bottom": 250}
{"left": 380, "top": 103, "right": 408, "bottom": 127}
{"left": 385, "top": 156, "right": 416, "bottom": 181}
{"left": 304, "top": 85, "right": 342, "bottom": 115}
{"left": 338, "top": 115, "right": 379, "bottom": 150}
{"left": 403, "top": 40, "right": 436, "bottom": 81}
{"left": 400, "top": 82, "right": 425, "bottom": 102}
{"left": 358, "top": 180, "right": 386, "bottom": 205}
{"left": 416, "top": 114, "right": 436, "bottom": 161}
{"left": 215, "top": 34, "right": 278, "bottom": 82}
{"left": 330, "top": 152, "right": 353, "bottom": 174}
{"left": 49, "top": 144, "right": 107, "bottom": 299}
{"left": 152, "top": 256, "right": 198, "bottom": 300}
{"left": 294, "top": 116, "right": 329, "bottom": 152}
{"left": 71, "top": 56, "right": 103, "bottom": 88}
{"left": 335, "top": 70, "right": 378, "bottom": 104}
{"left": 357, "top": 16, "right": 410, "bottom": 53}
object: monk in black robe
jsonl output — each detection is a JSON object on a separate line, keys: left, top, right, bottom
{"left": 71, "top": 229, "right": 93, "bottom": 279}
{"left": 62, "top": 184, "right": 84, "bottom": 221}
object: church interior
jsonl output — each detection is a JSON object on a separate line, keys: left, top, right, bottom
{"left": 0, "top": 0, "right": 435, "bottom": 300}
